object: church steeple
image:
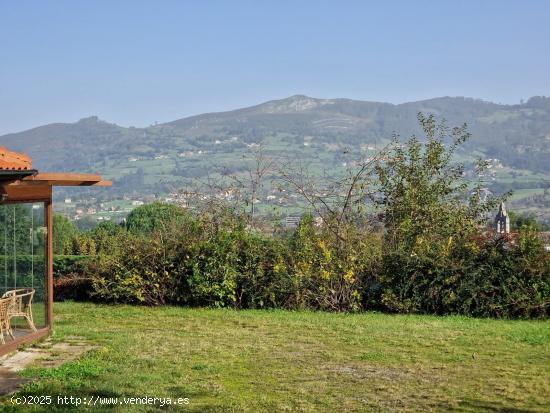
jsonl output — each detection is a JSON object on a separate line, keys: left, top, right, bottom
{"left": 495, "top": 202, "right": 510, "bottom": 234}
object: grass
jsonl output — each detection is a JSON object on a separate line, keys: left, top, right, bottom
{"left": 2, "top": 302, "right": 549, "bottom": 412}
{"left": 509, "top": 188, "right": 546, "bottom": 201}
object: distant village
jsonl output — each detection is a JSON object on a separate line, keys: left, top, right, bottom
{"left": 59, "top": 191, "right": 320, "bottom": 230}
{"left": 57, "top": 155, "right": 550, "bottom": 247}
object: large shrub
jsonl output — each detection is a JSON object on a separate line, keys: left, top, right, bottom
{"left": 455, "top": 230, "right": 550, "bottom": 318}
{"left": 86, "top": 207, "right": 286, "bottom": 307}
{"left": 53, "top": 255, "right": 93, "bottom": 301}
{"left": 88, "top": 227, "right": 182, "bottom": 305}
{"left": 277, "top": 215, "right": 381, "bottom": 312}
{"left": 373, "top": 114, "right": 549, "bottom": 318}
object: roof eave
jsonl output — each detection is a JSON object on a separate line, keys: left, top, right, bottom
{"left": 0, "top": 169, "right": 39, "bottom": 182}
{"left": 19, "top": 172, "right": 112, "bottom": 187}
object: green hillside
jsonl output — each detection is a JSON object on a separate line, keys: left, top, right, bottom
{"left": 1, "top": 95, "right": 549, "bottom": 218}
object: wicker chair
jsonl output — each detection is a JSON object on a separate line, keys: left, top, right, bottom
{"left": 2, "top": 288, "right": 37, "bottom": 332}
{"left": 0, "top": 297, "right": 14, "bottom": 344}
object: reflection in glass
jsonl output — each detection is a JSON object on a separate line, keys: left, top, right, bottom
{"left": 0, "top": 203, "right": 46, "bottom": 344}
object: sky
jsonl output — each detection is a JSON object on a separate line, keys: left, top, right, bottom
{"left": 0, "top": 0, "right": 549, "bottom": 135}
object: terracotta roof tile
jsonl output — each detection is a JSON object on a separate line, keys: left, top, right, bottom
{"left": 0, "top": 146, "right": 32, "bottom": 170}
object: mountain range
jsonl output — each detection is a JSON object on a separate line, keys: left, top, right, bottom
{"left": 1, "top": 95, "right": 549, "bottom": 215}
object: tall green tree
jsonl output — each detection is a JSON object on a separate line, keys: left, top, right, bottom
{"left": 53, "top": 214, "right": 78, "bottom": 255}
{"left": 375, "top": 113, "right": 501, "bottom": 254}
{"left": 373, "top": 114, "right": 506, "bottom": 314}
{"left": 125, "top": 202, "right": 191, "bottom": 234}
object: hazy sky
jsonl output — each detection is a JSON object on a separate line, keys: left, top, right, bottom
{"left": 1, "top": 0, "right": 549, "bottom": 135}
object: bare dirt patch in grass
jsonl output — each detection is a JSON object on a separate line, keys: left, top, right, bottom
{"left": 324, "top": 362, "right": 440, "bottom": 383}
{"left": 0, "top": 337, "right": 95, "bottom": 396}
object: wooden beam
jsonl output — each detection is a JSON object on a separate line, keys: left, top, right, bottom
{"left": 20, "top": 180, "right": 112, "bottom": 187}
{"left": 26, "top": 172, "right": 102, "bottom": 181}
{"left": 21, "top": 172, "right": 112, "bottom": 187}
{"left": 45, "top": 199, "right": 54, "bottom": 328}
{"left": 0, "top": 183, "right": 52, "bottom": 202}
{"left": 86, "top": 180, "right": 112, "bottom": 187}
{"left": 0, "top": 328, "right": 50, "bottom": 357}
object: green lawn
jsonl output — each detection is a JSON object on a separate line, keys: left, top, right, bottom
{"left": 3, "top": 302, "right": 550, "bottom": 412}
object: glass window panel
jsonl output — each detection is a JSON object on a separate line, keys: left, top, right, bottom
{"left": 0, "top": 202, "right": 47, "bottom": 345}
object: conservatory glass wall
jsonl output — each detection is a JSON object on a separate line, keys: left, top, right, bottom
{"left": 0, "top": 202, "right": 47, "bottom": 346}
